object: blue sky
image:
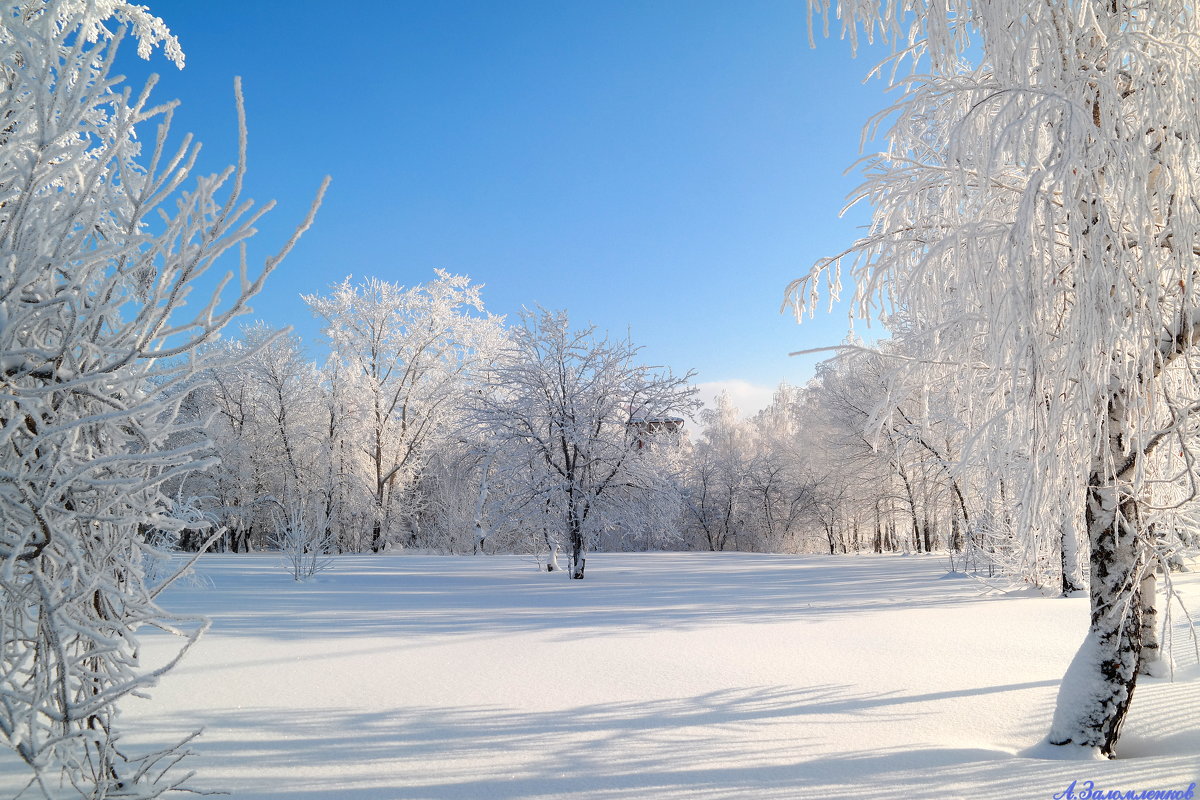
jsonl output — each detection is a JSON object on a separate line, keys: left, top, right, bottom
{"left": 120, "top": 1, "right": 893, "bottom": 414}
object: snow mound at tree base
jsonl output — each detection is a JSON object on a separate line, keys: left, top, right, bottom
{"left": 1022, "top": 739, "right": 1110, "bottom": 761}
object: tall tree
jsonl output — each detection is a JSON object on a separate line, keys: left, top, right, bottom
{"left": 474, "top": 309, "right": 696, "bottom": 578}
{"left": 305, "top": 272, "right": 502, "bottom": 552}
{"left": 0, "top": 1, "right": 325, "bottom": 795}
{"left": 197, "top": 325, "right": 326, "bottom": 552}
{"left": 745, "top": 384, "right": 819, "bottom": 553}
{"left": 685, "top": 392, "right": 753, "bottom": 552}
{"left": 794, "top": 0, "right": 1200, "bottom": 756}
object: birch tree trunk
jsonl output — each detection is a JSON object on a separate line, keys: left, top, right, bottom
{"left": 1138, "top": 570, "right": 1165, "bottom": 678}
{"left": 1061, "top": 513, "right": 1085, "bottom": 595}
{"left": 1049, "top": 396, "right": 1146, "bottom": 756}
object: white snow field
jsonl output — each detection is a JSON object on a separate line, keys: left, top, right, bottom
{"left": 5, "top": 552, "right": 1199, "bottom": 799}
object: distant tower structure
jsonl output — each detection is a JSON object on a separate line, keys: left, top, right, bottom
{"left": 626, "top": 415, "right": 684, "bottom": 450}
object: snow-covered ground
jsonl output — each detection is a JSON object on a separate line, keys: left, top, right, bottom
{"left": 6, "top": 552, "right": 1199, "bottom": 799}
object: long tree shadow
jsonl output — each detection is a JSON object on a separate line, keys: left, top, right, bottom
{"left": 125, "top": 676, "right": 1197, "bottom": 800}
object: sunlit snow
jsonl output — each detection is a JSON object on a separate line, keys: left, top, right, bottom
{"left": 6, "top": 552, "right": 1193, "bottom": 800}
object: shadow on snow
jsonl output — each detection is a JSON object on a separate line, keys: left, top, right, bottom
{"left": 157, "top": 552, "right": 997, "bottom": 640}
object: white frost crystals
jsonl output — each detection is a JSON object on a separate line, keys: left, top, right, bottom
{"left": 0, "top": 1, "right": 325, "bottom": 798}
{"left": 471, "top": 308, "right": 698, "bottom": 579}
{"left": 793, "top": 0, "right": 1200, "bottom": 759}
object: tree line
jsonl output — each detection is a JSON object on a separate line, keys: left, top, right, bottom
{"left": 178, "top": 276, "right": 698, "bottom": 579}
{"left": 177, "top": 270, "right": 1159, "bottom": 594}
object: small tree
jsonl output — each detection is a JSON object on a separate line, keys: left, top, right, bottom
{"left": 270, "top": 502, "right": 335, "bottom": 582}
{"left": 474, "top": 309, "right": 697, "bottom": 578}
{"left": 0, "top": 2, "right": 325, "bottom": 795}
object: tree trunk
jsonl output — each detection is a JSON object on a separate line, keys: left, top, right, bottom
{"left": 472, "top": 452, "right": 495, "bottom": 554}
{"left": 1138, "top": 569, "right": 1165, "bottom": 678}
{"left": 568, "top": 510, "right": 586, "bottom": 579}
{"left": 874, "top": 503, "right": 883, "bottom": 553}
{"left": 894, "top": 462, "right": 922, "bottom": 553}
{"left": 1061, "top": 512, "right": 1084, "bottom": 595}
{"left": 371, "top": 518, "right": 384, "bottom": 554}
{"left": 1049, "top": 445, "right": 1145, "bottom": 756}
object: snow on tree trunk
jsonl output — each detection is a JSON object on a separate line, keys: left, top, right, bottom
{"left": 473, "top": 451, "right": 496, "bottom": 554}
{"left": 1049, "top": 465, "right": 1144, "bottom": 757}
{"left": 569, "top": 517, "right": 586, "bottom": 580}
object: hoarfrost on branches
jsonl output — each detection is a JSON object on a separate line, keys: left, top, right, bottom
{"left": 472, "top": 308, "right": 698, "bottom": 578}
{"left": 0, "top": 1, "right": 326, "bottom": 795}
{"left": 304, "top": 272, "right": 503, "bottom": 553}
{"left": 270, "top": 503, "right": 335, "bottom": 582}
{"left": 792, "top": 0, "right": 1200, "bottom": 757}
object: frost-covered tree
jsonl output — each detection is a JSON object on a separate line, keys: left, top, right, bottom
{"left": 415, "top": 443, "right": 492, "bottom": 554}
{"left": 196, "top": 325, "right": 327, "bottom": 552}
{"left": 270, "top": 502, "right": 334, "bottom": 582}
{"left": 305, "top": 272, "right": 502, "bottom": 552}
{"left": 684, "top": 392, "right": 753, "bottom": 551}
{"left": 0, "top": 1, "right": 324, "bottom": 795}
{"left": 805, "top": 349, "right": 975, "bottom": 555}
{"left": 794, "top": 0, "right": 1200, "bottom": 757}
{"left": 598, "top": 425, "right": 689, "bottom": 553}
{"left": 315, "top": 353, "right": 373, "bottom": 552}
{"left": 474, "top": 309, "right": 697, "bottom": 578}
{"left": 744, "top": 384, "right": 816, "bottom": 552}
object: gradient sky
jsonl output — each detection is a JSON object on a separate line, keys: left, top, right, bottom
{"left": 118, "top": 1, "right": 894, "bottom": 414}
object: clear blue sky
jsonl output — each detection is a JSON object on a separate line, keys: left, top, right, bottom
{"left": 121, "top": 1, "right": 893, "bottom": 413}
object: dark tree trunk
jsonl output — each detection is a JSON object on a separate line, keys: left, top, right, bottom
{"left": 896, "top": 465, "right": 921, "bottom": 552}
{"left": 878, "top": 503, "right": 888, "bottom": 554}
{"left": 568, "top": 510, "right": 585, "bottom": 579}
